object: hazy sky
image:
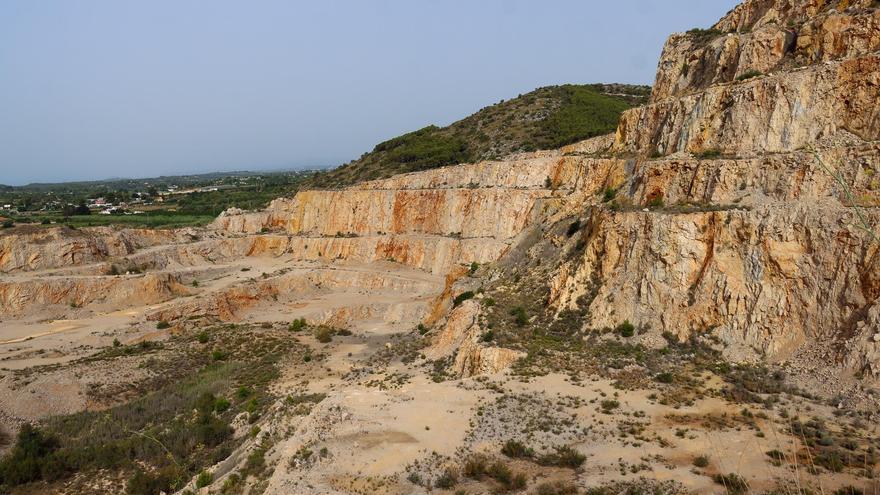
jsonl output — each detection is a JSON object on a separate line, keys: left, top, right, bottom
{"left": 0, "top": 1, "right": 739, "bottom": 185}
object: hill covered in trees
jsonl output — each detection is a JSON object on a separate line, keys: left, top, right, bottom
{"left": 310, "top": 83, "right": 649, "bottom": 187}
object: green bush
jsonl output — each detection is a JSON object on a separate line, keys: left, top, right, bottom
{"left": 0, "top": 424, "right": 60, "bottom": 485}
{"left": 462, "top": 454, "right": 488, "bottom": 478}
{"left": 510, "top": 306, "right": 528, "bottom": 326}
{"left": 126, "top": 467, "right": 178, "bottom": 495}
{"left": 602, "top": 188, "right": 617, "bottom": 202}
{"left": 765, "top": 449, "right": 785, "bottom": 461}
{"left": 616, "top": 321, "right": 635, "bottom": 338}
{"left": 195, "top": 470, "right": 212, "bottom": 488}
{"left": 736, "top": 70, "right": 763, "bottom": 81}
{"left": 314, "top": 326, "right": 333, "bottom": 343}
{"left": 197, "top": 331, "right": 209, "bottom": 344}
{"left": 213, "top": 397, "right": 231, "bottom": 413}
{"left": 693, "top": 455, "right": 710, "bottom": 468}
{"left": 452, "top": 291, "right": 475, "bottom": 307}
{"left": 288, "top": 318, "right": 306, "bottom": 332}
{"left": 712, "top": 473, "right": 749, "bottom": 494}
{"left": 434, "top": 468, "right": 458, "bottom": 489}
{"left": 600, "top": 399, "right": 620, "bottom": 413}
{"left": 501, "top": 439, "right": 534, "bottom": 459}
{"left": 647, "top": 195, "right": 664, "bottom": 209}
{"left": 655, "top": 372, "right": 674, "bottom": 384}
{"left": 156, "top": 321, "right": 171, "bottom": 329}
{"left": 538, "top": 445, "right": 586, "bottom": 468}
{"left": 696, "top": 149, "right": 723, "bottom": 159}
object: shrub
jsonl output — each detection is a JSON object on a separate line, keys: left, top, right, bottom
{"left": 566, "top": 220, "right": 581, "bottom": 237}
{"left": 686, "top": 27, "right": 723, "bottom": 43}
{"left": 406, "top": 471, "right": 422, "bottom": 486}
{"left": 469, "top": 262, "right": 479, "bottom": 274}
{"left": 126, "top": 467, "right": 177, "bottom": 495}
{"left": 195, "top": 470, "right": 212, "bottom": 488}
{"left": 765, "top": 449, "right": 785, "bottom": 461}
{"left": 288, "top": 318, "right": 306, "bottom": 332}
{"left": 501, "top": 439, "right": 534, "bottom": 459}
{"left": 0, "top": 424, "right": 60, "bottom": 485}
{"left": 602, "top": 187, "right": 617, "bottom": 202}
{"left": 480, "top": 330, "right": 495, "bottom": 343}
{"left": 314, "top": 326, "right": 333, "bottom": 343}
{"left": 213, "top": 397, "right": 231, "bottom": 413}
{"left": 655, "top": 372, "right": 674, "bottom": 384}
{"left": 816, "top": 451, "right": 845, "bottom": 472}
{"left": 1, "top": 219, "right": 13, "bottom": 229}
{"left": 197, "top": 331, "right": 209, "bottom": 344}
{"left": 600, "top": 400, "right": 620, "bottom": 413}
{"left": 417, "top": 323, "right": 428, "bottom": 335}
{"left": 434, "top": 468, "right": 458, "bottom": 489}
{"left": 486, "top": 461, "right": 513, "bottom": 484}
{"left": 693, "top": 455, "right": 710, "bottom": 468}
{"left": 211, "top": 349, "right": 227, "bottom": 361}
{"left": 736, "top": 70, "right": 763, "bottom": 81}
{"left": 453, "top": 291, "right": 475, "bottom": 307}
{"left": 696, "top": 149, "right": 723, "bottom": 159}
{"left": 462, "top": 454, "right": 488, "bottom": 478}
{"left": 156, "top": 321, "right": 171, "bottom": 329}
{"left": 235, "top": 386, "right": 253, "bottom": 401}
{"left": 712, "top": 473, "right": 749, "bottom": 494}
{"left": 113, "top": 338, "right": 122, "bottom": 348}
{"left": 510, "top": 306, "right": 528, "bottom": 326}
{"left": 616, "top": 321, "right": 635, "bottom": 338}
{"left": 538, "top": 445, "right": 586, "bottom": 468}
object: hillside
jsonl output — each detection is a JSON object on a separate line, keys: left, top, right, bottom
{"left": 310, "top": 83, "right": 649, "bottom": 187}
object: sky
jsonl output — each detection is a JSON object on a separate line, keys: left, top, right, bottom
{"left": 0, "top": 0, "right": 739, "bottom": 186}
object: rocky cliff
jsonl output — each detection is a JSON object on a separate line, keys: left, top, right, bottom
{"left": 526, "top": 0, "right": 880, "bottom": 376}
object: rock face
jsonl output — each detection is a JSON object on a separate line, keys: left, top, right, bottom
{"left": 426, "top": 300, "right": 525, "bottom": 377}
{"left": 210, "top": 154, "right": 590, "bottom": 275}
{"left": 542, "top": 0, "right": 880, "bottom": 373}
{"left": 0, "top": 226, "right": 198, "bottom": 273}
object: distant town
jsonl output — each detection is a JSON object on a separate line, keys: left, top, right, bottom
{"left": 0, "top": 169, "right": 319, "bottom": 228}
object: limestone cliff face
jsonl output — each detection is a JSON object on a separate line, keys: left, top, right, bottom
{"left": 0, "top": 226, "right": 198, "bottom": 274}
{"left": 621, "top": 0, "right": 880, "bottom": 157}
{"left": 211, "top": 154, "right": 594, "bottom": 275}
{"left": 426, "top": 300, "right": 525, "bottom": 377}
{"left": 0, "top": 273, "right": 189, "bottom": 317}
{"left": 540, "top": 0, "right": 880, "bottom": 372}
{"left": 652, "top": 1, "right": 879, "bottom": 102}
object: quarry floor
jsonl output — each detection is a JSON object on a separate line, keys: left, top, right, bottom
{"left": 0, "top": 235, "right": 877, "bottom": 494}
